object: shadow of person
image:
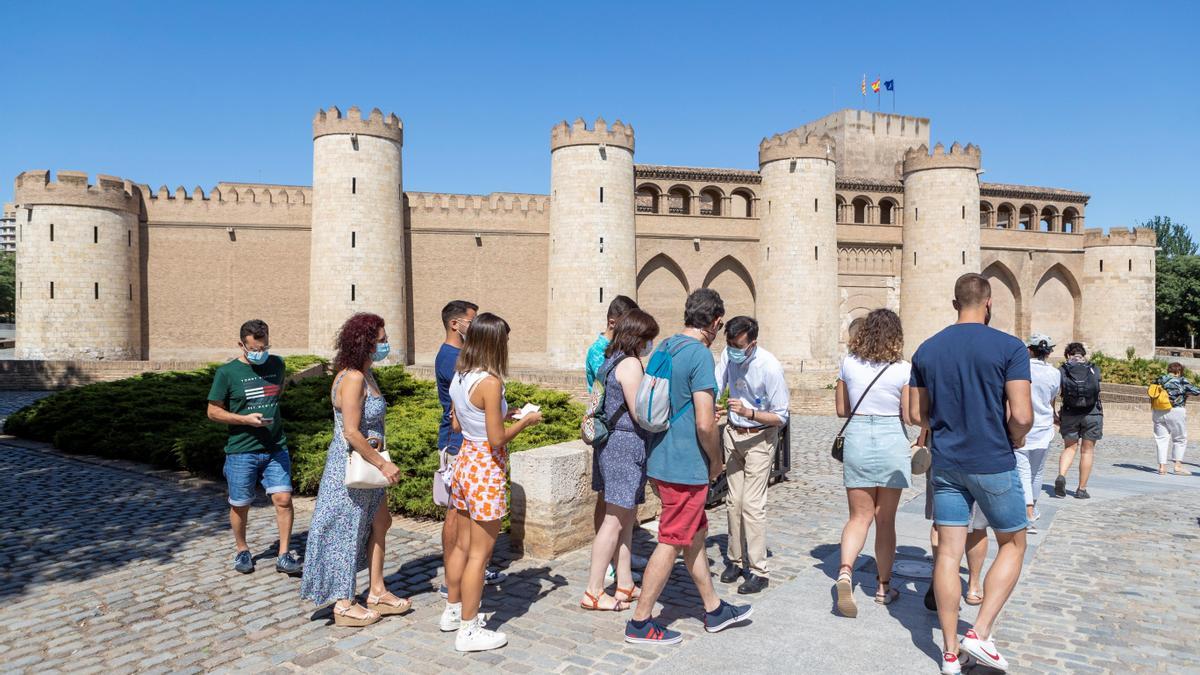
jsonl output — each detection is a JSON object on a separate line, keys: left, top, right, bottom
{"left": 1114, "top": 462, "right": 1164, "bottom": 474}
{"left": 478, "top": 565, "right": 567, "bottom": 631}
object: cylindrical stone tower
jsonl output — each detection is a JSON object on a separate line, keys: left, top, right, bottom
{"left": 13, "top": 170, "right": 143, "bottom": 359}
{"left": 756, "top": 130, "right": 839, "bottom": 365}
{"left": 1080, "top": 227, "right": 1157, "bottom": 357}
{"left": 309, "top": 106, "right": 407, "bottom": 360}
{"left": 900, "top": 142, "right": 982, "bottom": 354}
{"left": 546, "top": 117, "right": 636, "bottom": 369}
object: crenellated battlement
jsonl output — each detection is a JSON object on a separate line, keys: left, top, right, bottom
{"left": 550, "top": 117, "right": 635, "bottom": 152}
{"left": 901, "top": 142, "right": 981, "bottom": 175}
{"left": 313, "top": 105, "right": 403, "bottom": 144}
{"left": 407, "top": 191, "right": 550, "bottom": 214}
{"left": 140, "top": 182, "right": 312, "bottom": 227}
{"left": 14, "top": 170, "right": 142, "bottom": 215}
{"left": 1082, "top": 227, "right": 1157, "bottom": 248}
{"left": 758, "top": 130, "right": 835, "bottom": 166}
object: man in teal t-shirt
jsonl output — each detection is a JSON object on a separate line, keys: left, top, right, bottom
{"left": 625, "top": 289, "right": 752, "bottom": 646}
{"left": 206, "top": 319, "right": 300, "bottom": 576}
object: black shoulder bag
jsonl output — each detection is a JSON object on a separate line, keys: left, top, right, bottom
{"left": 832, "top": 363, "right": 892, "bottom": 462}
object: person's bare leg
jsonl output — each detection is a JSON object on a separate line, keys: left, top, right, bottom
{"left": 682, "top": 527, "right": 721, "bottom": 613}
{"left": 585, "top": 505, "right": 633, "bottom": 605}
{"left": 460, "top": 518, "right": 501, "bottom": 621}
{"left": 270, "top": 492, "right": 294, "bottom": 556}
{"left": 367, "top": 501, "right": 392, "bottom": 596}
{"left": 965, "top": 528, "right": 988, "bottom": 599}
{"left": 442, "top": 507, "right": 459, "bottom": 586}
{"left": 617, "top": 511, "right": 636, "bottom": 589}
{"left": 631, "top": 542, "right": 683, "bottom": 621}
{"left": 873, "top": 488, "right": 902, "bottom": 584}
{"left": 230, "top": 505, "right": 250, "bottom": 552}
{"left": 934, "top": 525, "right": 968, "bottom": 655}
{"left": 838, "top": 488, "right": 878, "bottom": 572}
{"left": 1058, "top": 439, "right": 1078, "bottom": 478}
{"left": 973, "top": 528, "right": 1028, "bottom": 639}
{"left": 445, "top": 508, "right": 470, "bottom": 604}
{"left": 1078, "top": 439, "right": 1096, "bottom": 489}
{"left": 594, "top": 491, "right": 621, "bottom": 571}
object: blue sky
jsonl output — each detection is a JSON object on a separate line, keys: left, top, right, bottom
{"left": 2, "top": 1, "right": 1196, "bottom": 236}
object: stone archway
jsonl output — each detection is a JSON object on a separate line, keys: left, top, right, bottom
{"left": 702, "top": 255, "right": 755, "bottom": 351}
{"left": 636, "top": 253, "right": 690, "bottom": 338}
{"left": 1031, "top": 263, "right": 1081, "bottom": 346}
{"left": 982, "top": 261, "right": 1022, "bottom": 337}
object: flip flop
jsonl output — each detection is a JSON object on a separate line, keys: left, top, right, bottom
{"left": 580, "top": 590, "right": 627, "bottom": 611}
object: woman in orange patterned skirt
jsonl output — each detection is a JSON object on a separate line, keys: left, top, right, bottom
{"left": 442, "top": 312, "right": 542, "bottom": 652}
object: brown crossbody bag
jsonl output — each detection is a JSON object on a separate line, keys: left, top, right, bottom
{"left": 831, "top": 363, "right": 892, "bottom": 462}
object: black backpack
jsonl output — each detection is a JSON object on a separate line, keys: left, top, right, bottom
{"left": 1061, "top": 362, "right": 1100, "bottom": 412}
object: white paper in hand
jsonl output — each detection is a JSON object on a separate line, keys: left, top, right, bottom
{"left": 511, "top": 403, "right": 540, "bottom": 420}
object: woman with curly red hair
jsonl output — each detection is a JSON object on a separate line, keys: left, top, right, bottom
{"left": 300, "top": 313, "right": 411, "bottom": 627}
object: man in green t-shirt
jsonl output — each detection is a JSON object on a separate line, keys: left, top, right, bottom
{"left": 206, "top": 319, "right": 301, "bottom": 575}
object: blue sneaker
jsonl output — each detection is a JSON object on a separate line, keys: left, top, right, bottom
{"left": 275, "top": 551, "right": 302, "bottom": 575}
{"left": 233, "top": 550, "right": 254, "bottom": 574}
{"left": 624, "top": 618, "right": 682, "bottom": 645}
{"left": 703, "top": 600, "right": 753, "bottom": 633}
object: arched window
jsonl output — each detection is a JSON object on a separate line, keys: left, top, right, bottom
{"left": 1019, "top": 205, "right": 1037, "bottom": 230}
{"left": 1063, "top": 207, "right": 1080, "bottom": 233}
{"left": 699, "top": 188, "right": 723, "bottom": 216}
{"left": 996, "top": 203, "right": 1014, "bottom": 228}
{"left": 852, "top": 196, "right": 871, "bottom": 224}
{"left": 668, "top": 187, "right": 691, "bottom": 214}
{"left": 731, "top": 189, "right": 754, "bottom": 217}
{"left": 636, "top": 185, "right": 659, "bottom": 213}
{"left": 879, "top": 198, "right": 897, "bottom": 225}
{"left": 836, "top": 195, "right": 848, "bottom": 223}
{"left": 1040, "top": 206, "right": 1058, "bottom": 232}
{"left": 979, "top": 201, "right": 994, "bottom": 227}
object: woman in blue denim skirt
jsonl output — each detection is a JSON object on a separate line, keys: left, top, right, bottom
{"left": 832, "top": 309, "right": 914, "bottom": 618}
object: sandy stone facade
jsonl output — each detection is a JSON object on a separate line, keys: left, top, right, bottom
{"left": 10, "top": 108, "right": 1156, "bottom": 365}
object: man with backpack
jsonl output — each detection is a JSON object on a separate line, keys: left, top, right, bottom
{"left": 625, "top": 289, "right": 753, "bottom": 645}
{"left": 1054, "top": 342, "right": 1103, "bottom": 499}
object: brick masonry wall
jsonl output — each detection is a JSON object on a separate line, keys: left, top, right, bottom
{"left": 0, "top": 359, "right": 209, "bottom": 390}
{"left": 1081, "top": 242, "right": 1156, "bottom": 357}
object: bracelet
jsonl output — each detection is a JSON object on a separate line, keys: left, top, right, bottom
{"left": 750, "top": 409, "right": 756, "bottom": 421}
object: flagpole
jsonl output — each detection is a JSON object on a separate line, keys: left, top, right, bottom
{"left": 877, "top": 75, "right": 881, "bottom": 111}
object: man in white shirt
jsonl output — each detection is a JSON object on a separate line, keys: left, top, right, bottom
{"left": 714, "top": 316, "right": 789, "bottom": 594}
{"left": 1019, "top": 333, "right": 1061, "bottom": 534}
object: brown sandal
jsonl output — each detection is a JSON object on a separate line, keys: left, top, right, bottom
{"left": 874, "top": 578, "right": 900, "bottom": 605}
{"left": 367, "top": 591, "right": 412, "bottom": 616}
{"left": 615, "top": 586, "right": 641, "bottom": 603}
{"left": 333, "top": 603, "right": 382, "bottom": 627}
{"left": 580, "top": 590, "right": 627, "bottom": 611}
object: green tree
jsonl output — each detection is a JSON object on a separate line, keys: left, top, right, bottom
{"left": 1143, "top": 215, "right": 1197, "bottom": 258}
{"left": 0, "top": 252, "right": 14, "bottom": 322}
{"left": 1156, "top": 255, "right": 1200, "bottom": 347}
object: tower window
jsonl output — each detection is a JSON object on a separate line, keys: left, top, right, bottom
{"left": 352, "top": 231, "right": 357, "bottom": 248}
{"left": 50, "top": 281, "right": 55, "bottom": 299}
{"left": 19, "top": 282, "right": 22, "bottom": 298}
{"left": 962, "top": 251, "right": 966, "bottom": 265}
{"left": 913, "top": 252, "right": 917, "bottom": 266}
{"left": 352, "top": 177, "right": 356, "bottom": 194}
{"left": 352, "top": 284, "right": 357, "bottom": 301}
{"left": 1129, "top": 259, "right": 1132, "bottom": 271}
{"left": 599, "top": 287, "right": 604, "bottom": 303}
{"left": 94, "top": 226, "right": 99, "bottom": 243}
{"left": 599, "top": 236, "right": 604, "bottom": 253}
{"left": 399, "top": 184, "right": 402, "bottom": 200}
{"left": 962, "top": 205, "right": 966, "bottom": 219}
{"left": 129, "top": 284, "right": 133, "bottom": 301}
{"left": 599, "top": 187, "right": 604, "bottom": 203}
{"left": 1100, "top": 260, "right": 1104, "bottom": 272}
{"left": 26, "top": 208, "right": 32, "bottom": 222}
{"left": 128, "top": 230, "right": 132, "bottom": 247}
{"left": 94, "top": 282, "right": 99, "bottom": 299}
{"left": 814, "top": 246, "right": 819, "bottom": 260}
{"left": 915, "top": 208, "right": 919, "bottom": 222}
{"left": 50, "top": 223, "right": 54, "bottom": 241}
{"left": 814, "top": 198, "right": 819, "bottom": 212}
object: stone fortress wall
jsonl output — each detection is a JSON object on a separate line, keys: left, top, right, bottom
{"left": 9, "top": 108, "right": 1156, "bottom": 366}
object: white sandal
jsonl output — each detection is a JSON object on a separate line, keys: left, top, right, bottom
{"left": 333, "top": 603, "right": 382, "bottom": 627}
{"left": 836, "top": 568, "right": 857, "bottom": 618}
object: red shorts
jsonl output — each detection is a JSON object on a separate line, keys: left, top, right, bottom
{"left": 654, "top": 479, "right": 709, "bottom": 546}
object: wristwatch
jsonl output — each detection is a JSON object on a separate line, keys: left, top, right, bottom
{"left": 367, "top": 437, "right": 382, "bottom": 450}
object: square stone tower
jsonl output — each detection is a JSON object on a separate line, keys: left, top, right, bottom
{"left": 792, "top": 110, "right": 930, "bottom": 181}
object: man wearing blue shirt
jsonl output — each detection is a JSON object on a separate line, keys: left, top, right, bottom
{"left": 909, "top": 273, "right": 1033, "bottom": 674}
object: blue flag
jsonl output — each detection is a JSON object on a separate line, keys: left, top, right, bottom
{"left": 884, "top": 80, "right": 894, "bottom": 91}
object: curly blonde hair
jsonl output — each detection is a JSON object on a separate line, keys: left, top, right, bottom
{"left": 848, "top": 309, "right": 904, "bottom": 364}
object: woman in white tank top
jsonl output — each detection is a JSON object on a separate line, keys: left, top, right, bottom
{"left": 441, "top": 313, "right": 542, "bottom": 653}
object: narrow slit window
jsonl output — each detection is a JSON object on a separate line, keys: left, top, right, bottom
{"left": 1129, "top": 259, "right": 1132, "bottom": 271}
{"left": 962, "top": 205, "right": 966, "bottom": 219}
{"left": 962, "top": 251, "right": 966, "bottom": 264}
{"left": 913, "top": 252, "right": 917, "bottom": 266}
{"left": 599, "top": 287, "right": 604, "bottom": 303}
{"left": 50, "top": 281, "right": 55, "bottom": 299}
{"left": 352, "top": 231, "right": 357, "bottom": 248}
{"left": 915, "top": 208, "right": 919, "bottom": 222}
{"left": 94, "top": 226, "right": 99, "bottom": 243}
{"left": 1100, "top": 260, "right": 1104, "bottom": 272}
{"left": 50, "top": 223, "right": 54, "bottom": 241}
{"left": 94, "top": 282, "right": 99, "bottom": 299}
{"left": 19, "top": 282, "right": 23, "bottom": 298}
{"left": 128, "top": 230, "right": 132, "bottom": 247}
{"left": 599, "top": 187, "right": 604, "bottom": 203}
{"left": 399, "top": 184, "right": 403, "bottom": 200}
{"left": 26, "top": 209, "right": 32, "bottom": 222}
{"left": 351, "top": 284, "right": 356, "bottom": 302}
{"left": 128, "top": 284, "right": 133, "bottom": 301}
{"left": 814, "top": 198, "right": 819, "bottom": 212}
{"left": 352, "top": 177, "right": 356, "bottom": 194}
{"left": 814, "top": 246, "right": 819, "bottom": 260}
{"left": 767, "top": 246, "right": 770, "bottom": 261}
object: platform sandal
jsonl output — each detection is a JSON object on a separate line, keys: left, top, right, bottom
{"left": 333, "top": 603, "right": 382, "bottom": 628}
{"left": 366, "top": 591, "right": 412, "bottom": 615}
{"left": 835, "top": 566, "right": 857, "bottom": 618}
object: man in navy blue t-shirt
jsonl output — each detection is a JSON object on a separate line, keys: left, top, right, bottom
{"left": 909, "top": 273, "right": 1032, "bottom": 673}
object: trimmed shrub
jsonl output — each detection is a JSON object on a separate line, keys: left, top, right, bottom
{"left": 3, "top": 357, "right": 583, "bottom": 519}
{"left": 1091, "top": 352, "right": 1197, "bottom": 386}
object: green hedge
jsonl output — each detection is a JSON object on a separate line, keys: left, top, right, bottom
{"left": 3, "top": 356, "right": 583, "bottom": 519}
{"left": 1091, "top": 352, "right": 1197, "bottom": 386}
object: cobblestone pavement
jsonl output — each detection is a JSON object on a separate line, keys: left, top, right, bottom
{"left": 0, "top": 412, "right": 1196, "bottom": 674}
{"left": 0, "top": 390, "right": 53, "bottom": 425}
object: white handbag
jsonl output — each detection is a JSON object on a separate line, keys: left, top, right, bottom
{"left": 345, "top": 439, "right": 391, "bottom": 489}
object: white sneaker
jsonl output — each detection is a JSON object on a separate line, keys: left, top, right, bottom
{"left": 961, "top": 629, "right": 1008, "bottom": 671}
{"left": 439, "top": 602, "right": 462, "bottom": 632}
{"left": 941, "top": 652, "right": 962, "bottom": 674}
{"left": 455, "top": 616, "right": 507, "bottom": 652}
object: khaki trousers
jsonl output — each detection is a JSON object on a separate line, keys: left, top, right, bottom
{"left": 723, "top": 425, "right": 778, "bottom": 578}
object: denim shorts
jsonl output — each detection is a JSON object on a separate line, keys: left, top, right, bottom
{"left": 930, "top": 465, "right": 1027, "bottom": 533}
{"left": 224, "top": 448, "right": 292, "bottom": 507}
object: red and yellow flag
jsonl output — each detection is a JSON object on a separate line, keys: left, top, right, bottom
{"left": 871, "top": 78, "right": 881, "bottom": 93}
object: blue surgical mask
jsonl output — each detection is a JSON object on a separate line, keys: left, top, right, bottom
{"left": 245, "top": 349, "right": 269, "bottom": 365}
{"left": 372, "top": 342, "right": 391, "bottom": 362}
{"left": 727, "top": 346, "right": 748, "bottom": 364}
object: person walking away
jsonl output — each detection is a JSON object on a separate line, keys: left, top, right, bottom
{"left": 624, "top": 289, "right": 752, "bottom": 645}
{"left": 1019, "top": 334, "right": 1060, "bottom": 532}
{"left": 715, "top": 316, "right": 789, "bottom": 595}
{"left": 832, "top": 308, "right": 912, "bottom": 616}
{"left": 300, "top": 313, "right": 410, "bottom": 627}
{"left": 909, "top": 273, "right": 1033, "bottom": 674}
{"left": 206, "top": 319, "right": 302, "bottom": 576}
{"left": 1152, "top": 362, "right": 1200, "bottom": 475}
{"left": 1054, "top": 342, "right": 1103, "bottom": 499}
{"left": 443, "top": 313, "right": 542, "bottom": 652}
{"left": 584, "top": 295, "right": 645, "bottom": 582}
{"left": 433, "top": 301, "right": 506, "bottom": 596}
{"left": 580, "top": 309, "right": 659, "bottom": 611}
